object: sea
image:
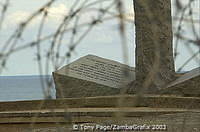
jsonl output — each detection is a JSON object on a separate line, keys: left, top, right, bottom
{"left": 0, "top": 75, "right": 56, "bottom": 102}
{"left": 0, "top": 71, "right": 189, "bottom": 102}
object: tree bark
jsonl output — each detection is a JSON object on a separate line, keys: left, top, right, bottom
{"left": 133, "top": 0, "right": 175, "bottom": 93}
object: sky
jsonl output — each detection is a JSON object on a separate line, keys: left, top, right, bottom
{"left": 0, "top": 0, "right": 199, "bottom": 76}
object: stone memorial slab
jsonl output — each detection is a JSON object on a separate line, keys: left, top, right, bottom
{"left": 160, "top": 67, "right": 200, "bottom": 96}
{"left": 53, "top": 55, "right": 135, "bottom": 98}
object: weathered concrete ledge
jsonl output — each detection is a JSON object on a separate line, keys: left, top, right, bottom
{"left": 0, "top": 95, "right": 200, "bottom": 132}
{"left": 0, "top": 108, "right": 200, "bottom": 132}
{"left": 0, "top": 95, "right": 200, "bottom": 112}
{"left": 0, "top": 108, "right": 200, "bottom": 123}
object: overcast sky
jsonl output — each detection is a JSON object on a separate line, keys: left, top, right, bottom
{"left": 0, "top": 0, "right": 199, "bottom": 76}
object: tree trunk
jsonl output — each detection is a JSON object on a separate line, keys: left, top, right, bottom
{"left": 133, "top": 0, "right": 175, "bottom": 93}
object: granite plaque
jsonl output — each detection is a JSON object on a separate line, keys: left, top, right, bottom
{"left": 160, "top": 67, "right": 200, "bottom": 96}
{"left": 53, "top": 55, "right": 135, "bottom": 98}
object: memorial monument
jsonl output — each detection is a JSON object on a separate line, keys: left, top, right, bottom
{"left": 53, "top": 55, "right": 135, "bottom": 98}
{"left": 132, "top": 0, "right": 200, "bottom": 96}
{"left": 53, "top": 0, "right": 200, "bottom": 98}
{"left": 160, "top": 67, "right": 200, "bottom": 96}
{"left": 133, "top": 0, "right": 176, "bottom": 93}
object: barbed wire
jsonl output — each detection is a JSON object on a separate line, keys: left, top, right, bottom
{"left": 174, "top": 0, "right": 200, "bottom": 71}
{"left": 0, "top": 0, "right": 199, "bottom": 75}
{"left": 0, "top": 0, "right": 199, "bottom": 102}
{"left": 0, "top": 0, "right": 199, "bottom": 130}
{"left": 0, "top": 0, "right": 9, "bottom": 30}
